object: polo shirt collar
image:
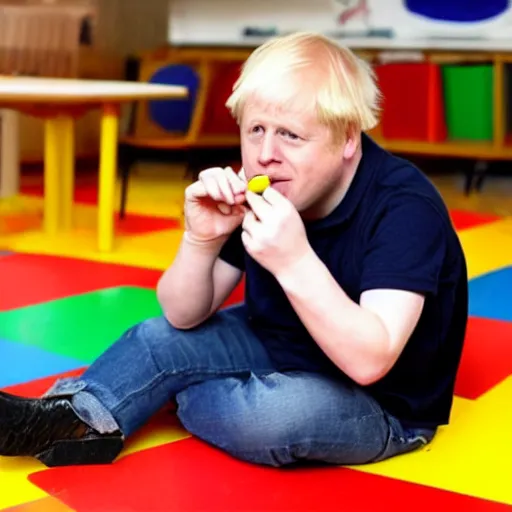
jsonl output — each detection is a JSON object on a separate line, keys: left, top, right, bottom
{"left": 306, "top": 133, "right": 384, "bottom": 231}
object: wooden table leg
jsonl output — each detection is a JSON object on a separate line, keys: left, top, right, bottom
{"left": 43, "top": 117, "right": 61, "bottom": 235}
{"left": 98, "top": 103, "right": 120, "bottom": 252}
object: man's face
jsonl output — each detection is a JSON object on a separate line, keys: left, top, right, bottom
{"left": 240, "top": 95, "right": 349, "bottom": 219}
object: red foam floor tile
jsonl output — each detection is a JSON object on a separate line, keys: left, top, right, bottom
{"left": 450, "top": 209, "right": 501, "bottom": 231}
{"left": 454, "top": 316, "right": 512, "bottom": 400}
{"left": 0, "top": 252, "right": 244, "bottom": 311}
{"left": 0, "top": 253, "right": 163, "bottom": 311}
{"left": 2, "top": 368, "right": 85, "bottom": 396}
{"left": 113, "top": 212, "right": 181, "bottom": 235}
{"left": 22, "top": 181, "right": 104, "bottom": 207}
{"left": 225, "top": 279, "right": 244, "bottom": 307}
{"left": 0, "top": 212, "right": 42, "bottom": 234}
{"left": 29, "top": 436, "right": 512, "bottom": 512}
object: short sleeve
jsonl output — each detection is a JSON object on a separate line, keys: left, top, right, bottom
{"left": 360, "top": 198, "right": 448, "bottom": 296}
{"left": 218, "top": 227, "right": 246, "bottom": 271}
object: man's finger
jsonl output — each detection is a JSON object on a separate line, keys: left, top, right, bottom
{"left": 185, "top": 180, "right": 208, "bottom": 199}
{"left": 226, "top": 166, "right": 247, "bottom": 196}
{"left": 261, "top": 185, "right": 289, "bottom": 207}
{"left": 242, "top": 209, "right": 259, "bottom": 236}
{"left": 238, "top": 167, "right": 247, "bottom": 183}
{"left": 245, "top": 190, "right": 273, "bottom": 220}
{"left": 241, "top": 229, "right": 254, "bottom": 254}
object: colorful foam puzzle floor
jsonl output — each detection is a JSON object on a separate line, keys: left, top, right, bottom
{"left": 0, "top": 172, "right": 511, "bottom": 511}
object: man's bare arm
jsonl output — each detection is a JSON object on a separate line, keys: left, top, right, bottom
{"left": 157, "top": 235, "right": 243, "bottom": 329}
{"left": 276, "top": 250, "right": 424, "bottom": 386}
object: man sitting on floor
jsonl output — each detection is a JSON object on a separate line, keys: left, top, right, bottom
{"left": 0, "top": 31, "right": 468, "bottom": 468}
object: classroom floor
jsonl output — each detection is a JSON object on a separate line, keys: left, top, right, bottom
{"left": 0, "top": 159, "right": 511, "bottom": 511}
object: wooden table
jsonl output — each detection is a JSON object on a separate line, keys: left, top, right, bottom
{"left": 0, "top": 77, "right": 188, "bottom": 252}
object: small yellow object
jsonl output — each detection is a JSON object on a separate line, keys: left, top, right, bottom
{"left": 247, "top": 175, "right": 270, "bottom": 194}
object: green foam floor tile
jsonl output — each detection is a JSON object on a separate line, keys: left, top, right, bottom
{"left": 0, "top": 286, "right": 162, "bottom": 363}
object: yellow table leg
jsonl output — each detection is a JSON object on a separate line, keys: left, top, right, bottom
{"left": 43, "top": 117, "right": 61, "bottom": 235}
{"left": 59, "top": 115, "right": 75, "bottom": 230}
{"left": 98, "top": 103, "right": 120, "bottom": 252}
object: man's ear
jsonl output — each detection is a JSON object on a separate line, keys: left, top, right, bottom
{"left": 342, "top": 133, "right": 359, "bottom": 160}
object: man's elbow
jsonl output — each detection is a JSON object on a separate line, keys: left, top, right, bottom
{"left": 350, "top": 324, "right": 404, "bottom": 386}
{"left": 349, "top": 354, "right": 397, "bottom": 386}
{"left": 351, "top": 367, "right": 386, "bottom": 386}
{"left": 161, "top": 311, "right": 200, "bottom": 330}
{"left": 156, "top": 283, "right": 193, "bottom": 329}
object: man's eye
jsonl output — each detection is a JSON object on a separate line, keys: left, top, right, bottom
{"left": 281, "top": 130, "right": 299, "bottom": 140}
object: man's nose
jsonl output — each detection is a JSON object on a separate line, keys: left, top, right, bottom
{"left": 258, "top": 133, "right": 279, "bottom": 165}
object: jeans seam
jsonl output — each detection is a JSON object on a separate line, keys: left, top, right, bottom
{"left": 109, "top": 366, "right": 254, "bottom": 418}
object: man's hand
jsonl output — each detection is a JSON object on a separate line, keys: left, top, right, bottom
{"left": 241, "top": 187, "right": 312, "bottom": 277}
{"left": 184, "top": 166, "right": 247, "bottom": 245}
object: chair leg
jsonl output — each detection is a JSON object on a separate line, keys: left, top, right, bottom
{"left": 465, "top": 159, "right": 488, "bottom": 196}
{"left": 474, "top": 160, "right": 488, "bottom": 192}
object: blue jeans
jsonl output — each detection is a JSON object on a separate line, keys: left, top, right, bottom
{"left": 44, "top": 305, "right": 435, "bottom": 467}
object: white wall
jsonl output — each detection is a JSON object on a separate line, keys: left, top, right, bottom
{"left": 169, "top": 0, "right": 380, "bottom": 44}
{"left": 168, "top": 0, "right": 512, "bottom": 45}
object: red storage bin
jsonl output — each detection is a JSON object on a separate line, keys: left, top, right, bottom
{"left": 375, "top": 61, "right": 447, "bottom": 142}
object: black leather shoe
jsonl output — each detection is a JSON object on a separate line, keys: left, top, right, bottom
{"left": 0, "top": 390, "right": 124, "bottom": 467}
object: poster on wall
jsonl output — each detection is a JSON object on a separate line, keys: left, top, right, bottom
{"left": 332, "top": 0, "right": 512, "bottom": 38}
{"left": 400, "top": 0, "right": 512, "bottom": 38}
{"left": 331, "top": 0, "right": 370, "bottom": 33}
{"left": 404, "top": 0, "right": 509, "bottom": 23}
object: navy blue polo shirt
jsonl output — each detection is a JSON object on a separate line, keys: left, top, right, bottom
{"left": 218, "top": 133, "right": 468, "bottom": 429}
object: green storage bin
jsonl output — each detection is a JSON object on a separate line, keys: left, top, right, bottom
{"left": 442, "top": 64, "right": 494, "bottom": 141}
{"left": 506, "top": 64, "right": 512, "bottom": 135}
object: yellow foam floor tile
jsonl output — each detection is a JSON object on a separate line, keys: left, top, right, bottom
{"left": 0, "top": 457, "right": 49, "bottom": 510}
{"left": 74, "top": 199, "right": 184, "bottom": 226}
{"left": 0, "top": 190, "right": 187, "bottom": 269}
{"left": 0, "top": 195, "right": 43, "bottom": 214}
{"left": 2, "top": 496, "right": 75, "bottom": 511}
{"left": 0, "top": 224, "right": 184, "bottom": 271}
{"left": 111, "top": 228, "right": 184, "bottom": 267}
{"left": 354, "top": 376, "right": 512, "bottom": 505}
{"left": 124, "top": 184, "right": 188, "bottom": 219}
{"left": 458, "top": 218, "right": 512, "bottom": 279}
{"left": 119, "top": 414, "right": 191, "bottom": 459}
{"left": 120, "top": 165, "right": 191, "bottom": 218}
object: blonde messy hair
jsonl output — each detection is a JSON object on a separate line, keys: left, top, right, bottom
{"left": 225, "top": 31, "right": 381, "bottom": 143}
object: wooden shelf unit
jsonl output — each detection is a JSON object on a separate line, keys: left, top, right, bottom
{"left": 132, "top": 44, "right": 512, "bottom": 162}
{"left": 367, "top": 49, "right": 512, "bottom": 160}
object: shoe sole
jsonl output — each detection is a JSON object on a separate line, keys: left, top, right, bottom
{"left": 37, "top": 435, "right": 124, "bottom": 467}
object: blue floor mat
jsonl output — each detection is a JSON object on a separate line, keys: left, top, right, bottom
{"left": 468, "top": 266, "right": 512, "bottom": 322}
{"left": 0, "top": 338, "right": 84, "bottom": 388}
